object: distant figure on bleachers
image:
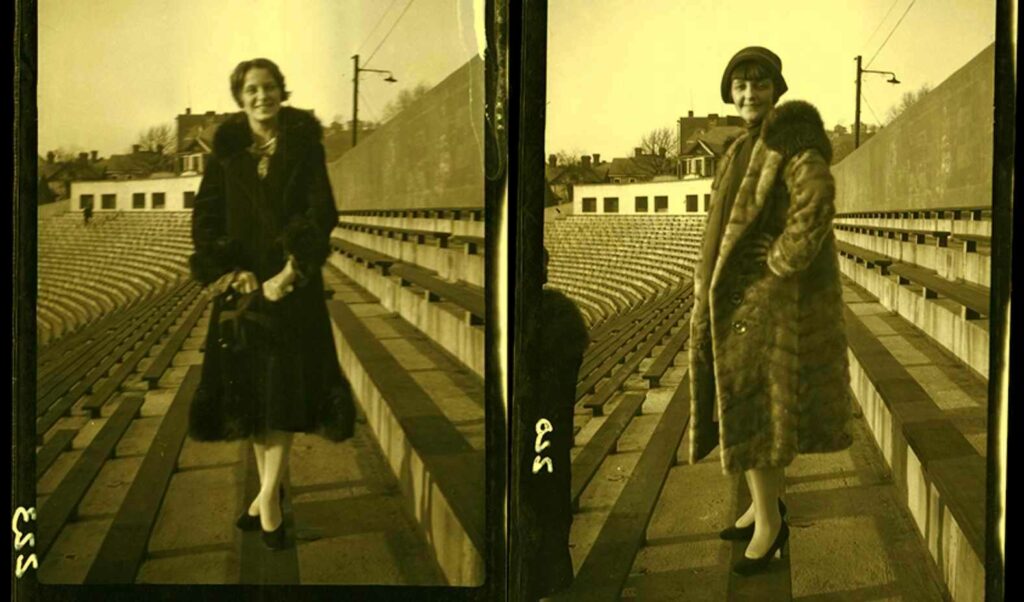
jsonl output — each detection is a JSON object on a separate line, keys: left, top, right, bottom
{"left": 519, "top": 247, "right": 589, "bottom": 600}
{"left": 188, "top": 57, "right": 356, "bottom": 551}
{"left": 688, "top": 46, "right": 852, "bottom": 576}
{"left": 82, "top": 203, "right": 93, "bottom": 226}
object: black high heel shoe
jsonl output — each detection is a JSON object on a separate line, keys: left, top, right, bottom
{"left": 732, "top": 521, "right": 789, "bottom": 576}
{"left": 261, "top": 519, "right": 288, "bottom": 551}
{"left": 719, "top": 499, "right": 787, "bottom": 541}
{"left": 235, "top": 484, "right": 286, "bottom": 532}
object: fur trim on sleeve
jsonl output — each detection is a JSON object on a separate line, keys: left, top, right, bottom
{"left": 280, "top": 214, "right": 330, "bottom": 269}
{"left": 762, "top": 100, "right": 833, "bottom": 164}
{"left": 189, "top": 237, "right": 242, "bottom": 284}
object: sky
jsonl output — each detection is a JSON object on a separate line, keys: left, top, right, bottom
{"left": 546, "top": 0, "right": 996, "bottom": 158}
{"left": 38, "top": 0, "right": 482, "bottom": 157}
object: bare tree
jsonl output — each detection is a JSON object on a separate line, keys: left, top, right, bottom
{"left": 136, "top": 123, "right": 175, "bottom": 154}
{"left": 886, "top": 84, "right": 932, "bottom": 124}
{"left": 553, "top": 149, "right": 583, "bottom": 167}
{"left": 381, "top": 82, "right": 432, "bottom": 122}
{"left": 638, "top": 126, "right": 679, "bottom": 174}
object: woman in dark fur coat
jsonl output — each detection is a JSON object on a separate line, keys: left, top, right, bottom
{"left": 188, "top": 58, "right": 355, "bottom": 549}
{"left": 688, "top": 47, "right": 852, "bottom": 575}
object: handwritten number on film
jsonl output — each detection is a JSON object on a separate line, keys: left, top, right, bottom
{"left": 532, "top": 419, "right": 554, "bottom": 474}
{"left": 12, "top": 507, "right": 38, "bottom": 577}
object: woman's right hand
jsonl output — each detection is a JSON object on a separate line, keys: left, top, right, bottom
{"left": 231, "top": 271, "right": 260, "bottom": 294}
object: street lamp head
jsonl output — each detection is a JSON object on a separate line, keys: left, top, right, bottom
{"left": 888, "top": 76, "right": 901, "bottom": 84}
{"left": 385, "top": 75, "right": 398, "bottom": 83}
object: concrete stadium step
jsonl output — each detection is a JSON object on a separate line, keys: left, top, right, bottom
{"left": 842, "top": 277, "right": 987, "bottom": 601}
{"left": 323, "top": 265, "right": 484, "bottom": 585}
{"left": 621, "top": 397, "right": 948, "bottom": 601}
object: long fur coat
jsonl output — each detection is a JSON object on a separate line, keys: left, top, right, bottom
{"left": 188, "top": 106, "right": 355, "bottom": 443}
{"left": 688, "top": 100, "right": 853, "bottom": 474}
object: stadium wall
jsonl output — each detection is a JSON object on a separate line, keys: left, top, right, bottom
{"left": 572, "top": 178, "right": 712, "bottom": 215}
{"left": 832, "top": 43, "right": 994, "bottom": 213}
{"left": 327, "top": 56, "right": 485, "bottom": 211}
{"left": 69, "top": 176, "right": 202, "bottom": 212}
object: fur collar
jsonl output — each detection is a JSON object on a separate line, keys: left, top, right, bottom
{"left": 212, "top": 106, "right": 323, "bottom": 159}
{"left": 762, "top": 100, "right": 832, "bottom": 163}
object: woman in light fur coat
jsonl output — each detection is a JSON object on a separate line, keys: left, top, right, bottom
{"left": 688, "top": 46, "right": 853, "bottom": 575}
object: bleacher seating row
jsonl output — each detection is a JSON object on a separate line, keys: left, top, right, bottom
{"left": 37, "top": 212, "right": 193, "bottom": 346}
{"left": 545, "top": 215, "right": 705, "bottom": 326}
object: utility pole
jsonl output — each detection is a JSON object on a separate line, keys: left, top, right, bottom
{"left": 855, "top": 55, "right": 862, "bottom": 149}
{"left": 352, "top": 54, "right": 360, "bottom": 148}
{"left": 854, "top": 56, "right": 901, "bottom": 149}
{"left": 350, "top": 54, "right": 397, "bottom": 149}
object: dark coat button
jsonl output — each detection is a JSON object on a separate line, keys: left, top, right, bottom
{"left": 732, "top": 320, "right": 747, "bottom": 334}
{"left": 730, "top": 292, "right": 743, "bottom": 305}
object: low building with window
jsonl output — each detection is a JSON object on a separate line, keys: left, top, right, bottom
{"left": 70, "top": 175, "right": 202, "bottom": 213}
{"left": 573, "top": 177, "right": 713, "bottom": 216}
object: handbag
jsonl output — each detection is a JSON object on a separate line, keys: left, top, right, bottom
{"left": 216, "top": 288, "right": 278, "bottom": 353}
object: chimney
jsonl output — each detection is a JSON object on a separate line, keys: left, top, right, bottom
{"left": 548, "top": 154, "right": 557, "bottom": 167}
{"left": 593, "top": 153, "right": 600, "bottom": 164}
{"left": 659, "top": 147, "right": 667, "bottom": 158}
{"left": 634, "top": 147, "right": 643, "bottom": 158}
{"left": 156, "top": 144, "right": 164, "bottom": 154}
{"left": 206, "top": 110, "right": 215, "bottom": 116}
{"left": 186, "top": 107, "right": 191, "bottom": 115}
{"left": 90, "top": 150, "right": 98, "bottom": 162}
{"left": 581, "top": 155, "right": 591, "bottom": 167}
{"left": 132, "top": 144, "right": 141, "bottom": 154}
{"left": 687, "top": 110, "right": 694, "bottom": 118}
{"left": 708, "top": 113, "right": 719, "bottom": 128}
{"left": 46, "top": 151, "right": 54, "bottom": 164}
{"left": 78, "top": 152, "right": 88, "bottom": 162}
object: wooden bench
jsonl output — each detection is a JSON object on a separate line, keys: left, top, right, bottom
{"left": 949, "top": 233, "right": 992, "bottom": 253}
{"left": 449, "top": 234, "right": 485, "bottom": 255}
{"left": 330, "top": 236, "right": 397, "bottom": 274}
{"left": 83, "top": 366, "right": 202, "bottom": 583}
{"left": 582, "top": 302, "right": 689, "bottom": 416}
{"left": 553, "top": 375, "right": 690, "bottom": 601}
{"left": 141, "top": 293, "right": 210, "bottom": 388}
{"left": 327, "top": 298, "right": 484, "bottom": 555}
{"left": 36, "top": 392, "right": 147, "bottom": 557}
{"left": 36, "top": 430, "right": 77, "bottom": 480}
{"left": 835, "top": 240, "right": 894, "bottom": 275}
{"left": 887, "top": 263, "right": 989, "bottom": 320}
{"left": 389, "top": 263, "right": 485, "bottom": 325}
{"left": 641, "top": 310, "right": 692, "bottom": 388}
{"left": 838, "top": 224, "right": 950, "bottom": 246}
{"left": 844, "top": 306, "right": 985, "bottom": 564}
{"left": 80, "top": 285, "right": 201, "bottom": 416}
{"left": 338, "top": 221, "right": 452, "bottom": 247}
{"left": 36, "top": 284, "right": 193, "bottom": 437}
{"left": 570, "top": 392, "right": 646, "bottom": 510}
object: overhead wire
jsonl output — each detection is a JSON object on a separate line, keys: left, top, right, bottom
{"left": 862, "top": 0, "right": 901, "bottom": 54}
{"left": 364, "top": 0, "right": 417, "bottom": 68}
{"left": 355, "top": 0, "right": 401, "bottom": 56}
{"left": 866, "top": 0, "right": 917, "bottom": 68}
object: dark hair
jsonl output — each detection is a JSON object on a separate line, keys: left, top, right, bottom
{"left": 230, "top": 58, "right": 290, "bottom": 107}
{"left": 729, "top": 60, "right": 771, "bottom": 83}
{"left": 729, "top": 60, "right": 779, "bottom": 101}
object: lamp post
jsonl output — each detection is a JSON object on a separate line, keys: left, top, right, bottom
{"left": 351, "top": 54, "right": 398, "bottom": 148}
{"left": 854, "top": 55, "right": 901, "bottom": 148}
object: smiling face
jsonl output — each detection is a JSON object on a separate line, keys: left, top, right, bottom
{"left": 240, "top": 67, "right": 283, "bottom": 126}
{"left": 731, "top": 76, "right": 775, "bottom": 126}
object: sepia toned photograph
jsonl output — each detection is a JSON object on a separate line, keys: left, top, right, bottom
{"left": 23, "top": 0, "right": 492, "bottom": 590}
{"left": 518, "top": 0, "right": 1008, "bottom": 599}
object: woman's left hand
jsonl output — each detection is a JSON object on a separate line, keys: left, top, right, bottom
{"left": 263, "top": 261, "right": 297, "bottom": 302}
